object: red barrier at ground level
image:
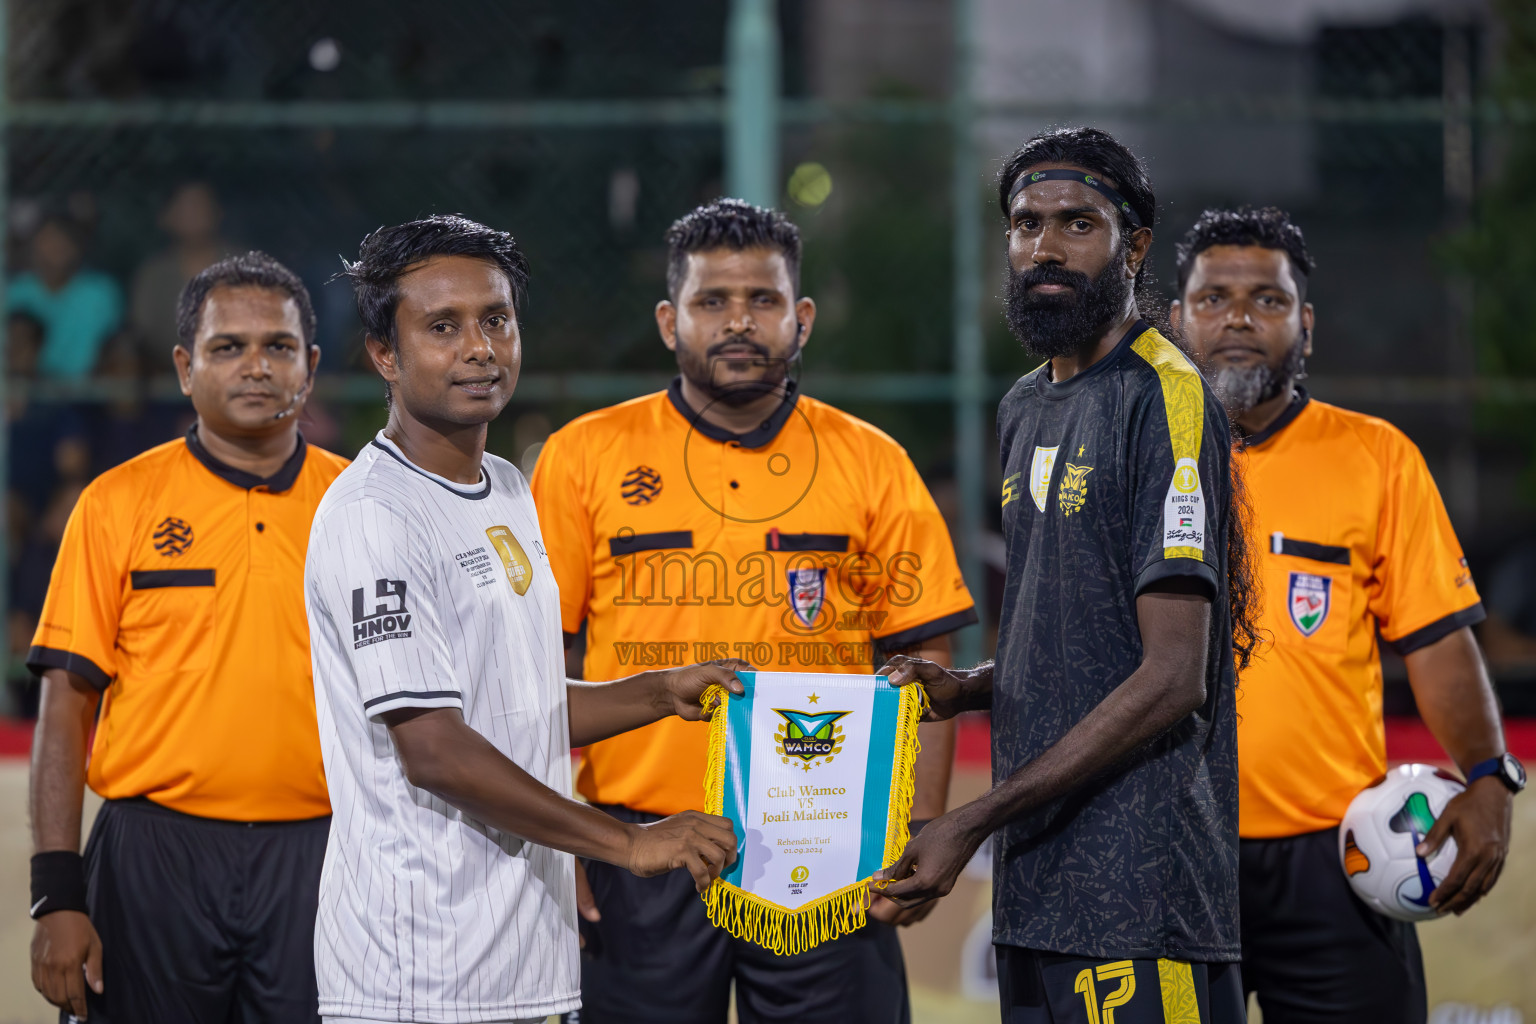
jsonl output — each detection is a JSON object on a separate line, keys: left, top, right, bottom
{"left": 953, "top": 713, "right": 1536, "bottom": 770}
{"left": 0, "top": 719, "right": 29, "bottom": 758}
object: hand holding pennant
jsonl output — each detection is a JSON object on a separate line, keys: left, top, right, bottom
{"left": 872, "top": 654, "right": 994, "bottom": 909}
{"left": 695, "top": 670, "right": 928, "bottom": 955}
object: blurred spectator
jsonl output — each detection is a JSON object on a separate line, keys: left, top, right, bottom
{"left": 83, "top": 332, "right": 188, "bottom": 475}
{"left": 1480, "top": 539, "right": 1536, "bottom": 671}
{"left": 8, "top": 310, "right": 41, "bottom": 372}
{"left": 6, "top": 311, "right": 85, "bottom": 514}
{"left": 10, "top": 480, "right": 85, "bottom": 663}
{"left": 8, "top": 215, "right": 123, "bottom": 378}
{"left": 130, "top": 182, "right": 235, "bottom": 363}
{"left": 6, "top": 311, "right": 90, "bottom": 670}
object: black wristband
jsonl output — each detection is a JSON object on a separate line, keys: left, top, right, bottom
{"left": 30, "top": 851, "right": 87, "bottom": 919}
{"left": 910, "top": 818, "right": 933, "bottom": 836}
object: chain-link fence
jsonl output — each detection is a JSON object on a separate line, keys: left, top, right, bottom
{"left": 3, "top": 0, "right": 1534, "bottom": 712}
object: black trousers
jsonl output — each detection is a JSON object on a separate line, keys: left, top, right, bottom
{"left": 67, "top": 797, "right": 329, "bottom": 1024}
{"left": 996, "top": 945, "right": 1245, "bottom": 1023}
{"left": 1240, "top": 828, "right": 1426, "bottom": 1024}
{"left": 574, "top": 804, "right": 910, "bottom": 1024}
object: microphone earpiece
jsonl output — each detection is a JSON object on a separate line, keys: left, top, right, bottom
{"left": 273, "top": 372, "right": 315, "bottom": 421}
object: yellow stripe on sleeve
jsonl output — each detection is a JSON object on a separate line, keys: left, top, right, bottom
{"left": 1156, "top": 958, "right": 1202, "bottom": 1023}
{"left": 1130, "top": 329, "right": 1207, "bottom": 562}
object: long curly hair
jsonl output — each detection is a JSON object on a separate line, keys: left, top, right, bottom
{"left": 1226, "top": 439, "right": 1267, "bottom": 673}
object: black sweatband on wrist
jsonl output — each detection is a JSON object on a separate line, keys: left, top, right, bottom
{"left": 30, "top": 851, "right": 87, "bottom": 919}
{"left": 910, "top": 818, "right": 933, "bottom": 836}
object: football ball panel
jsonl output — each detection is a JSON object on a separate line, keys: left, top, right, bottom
{"left": 1338, "top": 763, "right": 1464, "bottom": 923}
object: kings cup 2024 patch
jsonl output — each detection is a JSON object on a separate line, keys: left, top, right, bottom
{"left": 1288, "top": 571, "right": 1332, "bottom": 636}
{"left": 1161, "top": 458, "right": 1206, "bottom": 553}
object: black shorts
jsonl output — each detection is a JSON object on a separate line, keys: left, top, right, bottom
{"left": 573, "top": 804, "right": 909, "bottom": 1024}
{"left": 996, "top": 946, "right": 1244, "bottom": 1023}
{"left": 1241, "top": 827, "right": 1426, "bottom": 1024}
{"left": 67, "top": 797, "right": 328, "bottom": 1024}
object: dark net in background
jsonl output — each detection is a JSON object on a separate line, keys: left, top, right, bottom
{"left": 4, "top": 0, "right": 1535, "bottom": 713}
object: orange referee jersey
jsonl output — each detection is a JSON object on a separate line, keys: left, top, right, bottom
{"left": 531, "top": 379, "right": 977, "bottom": 816}
{"left": 1237, "top": 390, "right": 1483, "bottom": 838}
{"left": 28, "top": 427, "right": 348, "bottom": 821}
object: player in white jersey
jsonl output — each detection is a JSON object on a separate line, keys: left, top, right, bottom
{"left": 307, "top": 215, "right": 743, "bottom": 1023}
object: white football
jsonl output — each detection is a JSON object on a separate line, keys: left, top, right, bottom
{"left": 1338, "top": 763, "right": 1463, "bottom": 922}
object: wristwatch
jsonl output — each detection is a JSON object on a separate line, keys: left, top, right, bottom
{"left": 1466, "top": 753, "right": 1527, "bottom": 794}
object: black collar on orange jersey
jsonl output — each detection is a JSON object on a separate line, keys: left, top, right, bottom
{"left": 185, "top": 424, "right": 308, "bottom": 492}
{"left": 1241, "top": 386, "right": 1310, "bottom": 449}
{"left": 666, "top": 376, "right": 801, "bottom": 450}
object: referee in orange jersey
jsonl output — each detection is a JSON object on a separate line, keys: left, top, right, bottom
{"left": 531, "top": 199, "right": 977, "bottom": 1024}
{"left": 1172, "top": 207, "right": 1521, "bottom": 1023}
{"left": 27, "top": 252, "right": 348, "bottom": 1022}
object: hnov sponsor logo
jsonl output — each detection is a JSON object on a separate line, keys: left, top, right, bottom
{"left": 352, "top": 579, "right": 412, "bottom": 648}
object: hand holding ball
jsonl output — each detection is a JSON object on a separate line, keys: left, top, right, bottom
{"left": 1339, "top": 763, "right": 1463, "bottom": 922}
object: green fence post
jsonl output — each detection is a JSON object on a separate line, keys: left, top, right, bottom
{"left": 726, "top": 0, "right": 780, "bottom": 206}
{"left": 952, "top": 0, "right": 987, "bottom": 668}
{"left": 0, "top": 0, "right": 10, "bottom": 694}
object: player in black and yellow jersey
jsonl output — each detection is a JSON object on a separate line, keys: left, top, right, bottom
{"left": 27, "top": 253, "right": 348, "bottom": 1022}
{"left": 1172, "top": 206, "right": 1518, "bottom": 1023}
{"left": 876, "top": 127, "right": 1260, "bottom": 1024}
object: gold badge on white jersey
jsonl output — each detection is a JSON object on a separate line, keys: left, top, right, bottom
{"left": 486, "top": 526, "right": 534, "bottom": 596}
{"left": 1029, "top": 445, "right": 1060, "bottom": 513}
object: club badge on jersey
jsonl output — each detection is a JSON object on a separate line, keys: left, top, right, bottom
{"left": 787, "top": 568, "right": 827, "bottom": 627}
{"left": 1029, "top": 445, "right": 1060, "bottom": 513}
{"left": 486, "top": 525, "right": 533, "bottom": 596}
{"left": 1288, "top": 571, "right": 1332, "bottom": 636}
{"left": 1058, "top": 463, "right": 1093, "bottom": 516}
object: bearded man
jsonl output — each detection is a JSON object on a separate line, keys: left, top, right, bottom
{"left": 1171, "top": 205, "right": 1519, "bottom": 1024}
{"left": 530, "top": 198, "right": 978, "bottom": 1024}
{"left": 874, "top": 126, "right": 1258, "bottom": 1024}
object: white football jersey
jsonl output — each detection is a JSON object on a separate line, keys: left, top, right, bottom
{"left": 305, "top": 432, "right": 578, "bottom": 1022}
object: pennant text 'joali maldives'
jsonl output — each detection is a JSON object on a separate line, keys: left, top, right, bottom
{"left": 700, "top": 670, "right": 926, "bottom": 955}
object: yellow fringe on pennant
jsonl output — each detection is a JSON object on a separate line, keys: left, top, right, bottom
{"left": 704, "top": 875, "right": 871, "bottom": 956}
{"left": 698, "top": 679, "right": 928, "bottom": 955}
{"left": 700, "top": 684, "right": 729, "bottom": 817}
{"left": 881, "top": 682, "right": 929, "bottom": 869}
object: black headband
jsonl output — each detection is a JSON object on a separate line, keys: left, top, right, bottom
{"left": 1007, "top": 168, "right": 1145, "bottom": 230}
